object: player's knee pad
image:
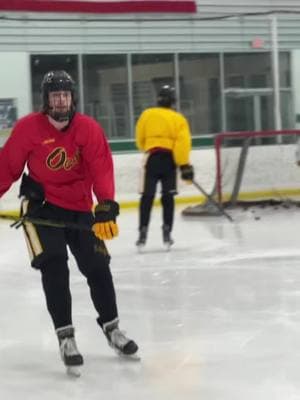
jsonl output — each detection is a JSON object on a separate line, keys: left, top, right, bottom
{"left": 140, "top": 194, "right": 155, "bottom": 206}
{"left": 85, "top": 264, "right": 113, "bottom": 294}
{"left": 32, "top": 250, "right": 68, "bottom": 270}
{"left": 161, "top": 193, "right": 174, "bottom": 207}
{"left": 75, "top": 242, "right": 111, "bottom": 279}
{"left": 141, "top": 193, "right": 155, "bottom": 200}
{"left": 40, "top": 257, "right": 70, "bottom": 293}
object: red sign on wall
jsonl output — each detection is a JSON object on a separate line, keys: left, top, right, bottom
{"left": 0, "top": 0, "right": 197, "bottom": 14}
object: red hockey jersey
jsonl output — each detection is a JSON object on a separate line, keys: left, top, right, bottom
{"left": 0, "top": 112, "right": 115, "bottom": 211}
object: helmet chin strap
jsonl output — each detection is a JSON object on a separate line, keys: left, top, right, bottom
{"left": 47, "top": 106, "right": 74, "bottom": 122}
{"left": 49, "top": 112, "right": 69, "bottom": 122}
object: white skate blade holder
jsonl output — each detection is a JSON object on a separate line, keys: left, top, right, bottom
{"left": 116, "top": 349, "right": 141, "bottom": 361}
{"left": 136, "top": 243, "right": 145, "bottom": 253}
{"left": 137, "top": 242, "right": 173, "bottom": 253}
{"left": 164, "top": 243, "right": 172, "bottom": 252}
{"left": 66, "top": 366, "right": 82, "bottom": 377}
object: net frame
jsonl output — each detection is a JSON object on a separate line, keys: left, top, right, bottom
{"left": 182, "top": 129, "right": 300, "bottom": 218}
{"left": 215, "top": 129, "right": 300, "bottom": 205}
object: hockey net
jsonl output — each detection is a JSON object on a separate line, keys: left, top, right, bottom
{"left": 183, "top": 129, "right": 300, "bottom": 216}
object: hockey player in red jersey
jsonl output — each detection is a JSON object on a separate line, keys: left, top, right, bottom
{"left": 0, "top": 70, "right": 138, "bottom": 375}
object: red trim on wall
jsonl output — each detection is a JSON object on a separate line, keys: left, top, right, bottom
{"left": 0, "top": 1, "right": 197, "bottom": 14}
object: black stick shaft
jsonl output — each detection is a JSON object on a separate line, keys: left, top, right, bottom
{"left": 0, "top": 213, "right": 92, "bottom": 231}
{"left": 192, "top": 180, "right": 233, "bottom": 222}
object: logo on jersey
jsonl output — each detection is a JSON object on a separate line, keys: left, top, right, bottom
{"left": 42, "top": 138, "right": 55, "bottom": 145}
{"left": 46, "top": 147, "right": 80, "bottom": 171}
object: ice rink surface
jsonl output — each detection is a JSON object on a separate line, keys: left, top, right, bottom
{"left": 1, "top": 203, "right": 300, "bottom": 400}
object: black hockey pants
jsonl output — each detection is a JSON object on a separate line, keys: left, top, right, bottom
{"left": 21, "top": 200, "right": 118, "bottom": 329}
{"left": 139, "top": 151, "right": 177, "bottom": 230}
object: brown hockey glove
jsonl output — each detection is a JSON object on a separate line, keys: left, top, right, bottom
{"left": 92, "top": 200, "right": 119, "bottom": 240}
{"left": 180, "top": 164, "right": 194, "bottom": 181}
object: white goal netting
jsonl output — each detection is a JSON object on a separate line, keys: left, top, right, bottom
{"left": 183, "top": 130, "right": 300, "bottom": 217}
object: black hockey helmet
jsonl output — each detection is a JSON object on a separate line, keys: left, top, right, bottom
{"left": 157, "top": 85, "right": 176, "bottom": 107}
{"left": 41, "top": 70, "right": 76, "bottom": 121}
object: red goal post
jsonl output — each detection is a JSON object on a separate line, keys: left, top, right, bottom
{"left": 214, "top": 129, "right": 300, "bottom": 206}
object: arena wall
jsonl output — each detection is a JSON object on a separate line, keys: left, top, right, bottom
{"left": 0, "top": 148, "right": 212, "bottom": 213}
{"left": 1, "top": 144, "right": 299, "bottom": 213}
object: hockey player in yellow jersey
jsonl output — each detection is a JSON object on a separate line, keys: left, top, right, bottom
{"left": 135, "top": 85, "right": 194, "bottom": 249}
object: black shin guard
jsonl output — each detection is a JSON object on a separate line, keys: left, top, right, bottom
{"left": 161, "top": 193, "right": 174, "bottom": 230}
{"left": 139, "top": 194, "right": 154, "bottom": 229}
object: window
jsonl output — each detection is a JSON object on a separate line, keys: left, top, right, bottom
{"left": 82, "top": 54, "right": 129, "bottom": 139}
{"left": 132, "top": 54, "right": 175, "bottom": 123}
{"left": 179, "top": 54, "right": 221, "bottom": 135}
{"left": 224, "top": 52, "right": 292, "bottom": 131}
{"left": 30, "top": 51, "right": 293, "bottom": 141}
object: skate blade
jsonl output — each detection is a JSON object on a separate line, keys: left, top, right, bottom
{"left": 163, "top": 243, "right": 172, "bottom": 252}
{"left": 136, "top": 244, "right": 145, "bottom": 253}
{"left": 119, "top": 352, "right": 141, "bottom": 361}
{"left": 115, "top": 349, "right": 141, "bottom": 361}
{"left": 66, "top": 366, "right": 81, "bottom": 377}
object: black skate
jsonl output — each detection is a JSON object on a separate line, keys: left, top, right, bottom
{"left": 135, "top": 227, "right": 147, "bottom": 252}
{"left": 56, "top": 325, "right": 84, "bottom": 377}
{"left": 162, "top": 225, "right": 174, "bottom": 251}
{"left": 103, "top": 319, "right": 139, "bottom": 360}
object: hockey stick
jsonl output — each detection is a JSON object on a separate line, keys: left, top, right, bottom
{"left": 192, "top": 180, "right": 234, "bottom": 222}
{"left": 0, "top": 213, "right": 92, "bottom": 231}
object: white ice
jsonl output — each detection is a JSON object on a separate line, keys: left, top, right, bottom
{"left": 1, "top": 204, "right": 300, "bottom": 400}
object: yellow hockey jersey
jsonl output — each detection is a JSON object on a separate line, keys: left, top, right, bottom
{"left": 135, "top": 107, "right": 192, "bottom": 166}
